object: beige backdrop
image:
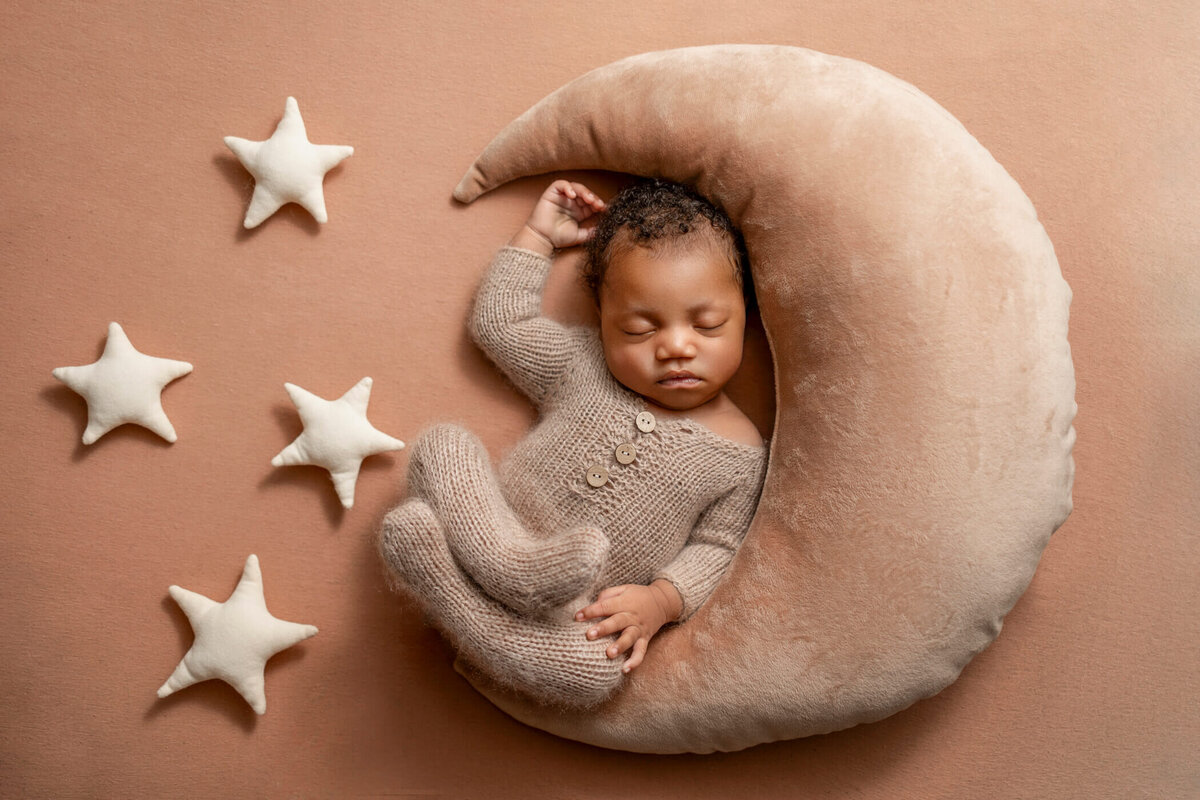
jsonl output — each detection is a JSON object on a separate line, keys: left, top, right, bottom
{"left": 2, "top": 2, "right": 1196, "bottom": 798}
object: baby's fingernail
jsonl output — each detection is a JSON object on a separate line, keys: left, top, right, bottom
{"left": 623, "top": 665, "right": 631, "bottom": 674}
{"left": 587, "top": 629, "right": 597, "bottom": 639}
{"left": 574, "top": 612, "right": 583, "bottom": 621}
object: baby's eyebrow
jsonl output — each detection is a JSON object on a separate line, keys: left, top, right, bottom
{"left": 618, "top": 301, "right": 730, "bottom": 319}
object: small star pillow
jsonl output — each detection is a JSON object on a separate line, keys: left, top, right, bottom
{"left": 52, "top": 322, "right": 192, "bottom": 444}
{"left": 158, "top": 555, "right": 317, "bottom": 715}
{"left": 272, "top": 377, "right": 405, "bottom": 509}
{"left": 225, "top": 96, "right": 354, "bottom": 228}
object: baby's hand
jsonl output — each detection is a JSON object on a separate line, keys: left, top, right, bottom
{"left": 575, "top": 580, "right": 682, "bottom": 674}
{"left": 513, "top": 180, "right": 606, "bottom": 254}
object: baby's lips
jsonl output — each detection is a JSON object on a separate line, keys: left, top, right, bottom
{"left": 658, "top": 372, "right": 703, "bottom": 386}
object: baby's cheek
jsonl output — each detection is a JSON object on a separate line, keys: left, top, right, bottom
{"left": 604, "top": 344, "right": 645, "bottom": 384}
{"left": 713, "top": 338, "right": 746, "bottom": 384}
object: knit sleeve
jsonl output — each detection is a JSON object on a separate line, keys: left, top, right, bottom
{"left": 653, "top": 454, "right": 767, "bottom": 621}
{"left": 467, "top": 246, "right": 585, "bottom": 407}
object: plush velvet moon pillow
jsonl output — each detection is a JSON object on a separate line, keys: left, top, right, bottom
{"left": 452, "top": 44, "right": 1076, "bottom": 754}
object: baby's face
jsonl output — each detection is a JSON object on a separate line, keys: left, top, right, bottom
{"left": 598, "top": 243, "right": 746, "bottom": 412}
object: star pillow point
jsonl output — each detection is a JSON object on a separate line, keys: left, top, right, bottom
{"left": 157, "top": 554, "right": 317, "bottom": 715}
{"left": 224, "top": 96, "right": 354, "bottom": 228}
{"left": 271, "top": 377, "right": 405, "bottom": 509}
{"left": 52, "top": 321, "right": 193, "bottom": 444}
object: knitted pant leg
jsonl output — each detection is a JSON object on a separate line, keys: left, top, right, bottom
{"left": 405, "top": 423, "right": 609, "bottom": 617}
{"left": 380, "top": 498, "right": 625, "bottom": 707}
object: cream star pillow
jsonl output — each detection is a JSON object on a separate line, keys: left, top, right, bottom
{"left": 158, "top": 555, "right": 317, "bottom": 715}
{"left": 272, "top": 377, "right": 405, "bottom": 509}
{"left": 52, "top": 322, "right": 192, "bottom": 444}
{"left": 225, "top": 96, "right": 353, "bottom": 228}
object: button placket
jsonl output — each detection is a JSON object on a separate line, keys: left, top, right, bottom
{"left": 588, "top": 412, "right": 658, "bottom": 487}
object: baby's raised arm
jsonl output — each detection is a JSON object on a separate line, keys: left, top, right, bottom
{"left": 467, "top": 180, "right": 605, "bottom": 406}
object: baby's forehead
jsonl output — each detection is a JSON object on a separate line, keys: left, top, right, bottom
{"left": 615, "top": 242, "right": 741, "bottom": 281}
{"left": 604, "top": 268, "right": 742, "bottom": 315}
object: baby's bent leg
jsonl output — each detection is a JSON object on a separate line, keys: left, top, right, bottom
{"left": 406, "top": 424, "right": 608, "bottom": 617}
{"left": 379, "top": 498, "right": 625, "bottom": 707}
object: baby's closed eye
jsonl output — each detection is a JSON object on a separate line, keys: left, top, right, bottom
{"left": 694, "top": 316, "right": 728, "bottom": 333}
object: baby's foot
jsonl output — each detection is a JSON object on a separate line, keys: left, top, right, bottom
{"left": 489, "top": 525, "right": 610, "bottom": 618}
{"left": 379, "top": 498, "right": 450, "bottom": 599}
{"left": 381, "top": 501, "right": 624, "bottom": 707}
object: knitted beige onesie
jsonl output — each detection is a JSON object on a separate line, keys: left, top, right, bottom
{"left": 380, "top": 246, "right": 767, "bottom": 707}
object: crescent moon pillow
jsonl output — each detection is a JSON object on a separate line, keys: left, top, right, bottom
{"left": 451, "top": 44, "right": 1077, "bottom": 754}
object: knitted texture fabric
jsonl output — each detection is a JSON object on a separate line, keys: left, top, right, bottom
{"left": 406, "top": 421, "right": 610, "bottom": 617}
{"left": 380, "top": 246, "right": 767, "bottom": 707}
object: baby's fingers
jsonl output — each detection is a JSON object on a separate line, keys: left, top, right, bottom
{"left": 540, "top": 181, "right": 575, "bottom": 211}
{"left": 547, "top": 179, "right": 577, "bottom": 200}
{"left": 569, "top": 226, "right": 595, "bottom": 246}
{"left": 585, "top": 612, "right": 631, "bottom": 641}
{"left": 606, "top": 627, "right": 641, "bottom": 660}
{"left": 574, "top": 601, "right": 603, "bottom": 622}
{"left": 567, "top": 181, "right": 604, "bottom": 209}
{"left": 575, "top": 586, "right": 629, "bottom": 621}
{"left": 623, "top": 638, "right": 649, "bottom": 673}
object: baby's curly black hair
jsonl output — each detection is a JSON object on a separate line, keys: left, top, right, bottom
{"left": 582, "top": 178, "right": 753, "bottom": 309}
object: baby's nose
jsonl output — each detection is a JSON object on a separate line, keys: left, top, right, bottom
{"left": 656, "top": 330, "right": 698, "bottom": 360}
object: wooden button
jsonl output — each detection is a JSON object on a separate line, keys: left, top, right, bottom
{"left": 585, "top": 464, "right": 609, "bottom": 487}
{"left": 635, "top": 411, "right": 656, "bottom": 433}
{"left": 614, "top": 443, "right": 636, "bottom": 464}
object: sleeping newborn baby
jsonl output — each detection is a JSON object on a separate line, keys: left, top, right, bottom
{"left": 380, "top": 178, "right": 767, "bottom": 707}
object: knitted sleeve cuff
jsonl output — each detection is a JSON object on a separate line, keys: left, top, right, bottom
{"left": 653, "top": 545, "right": 735, "bottom": 621}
